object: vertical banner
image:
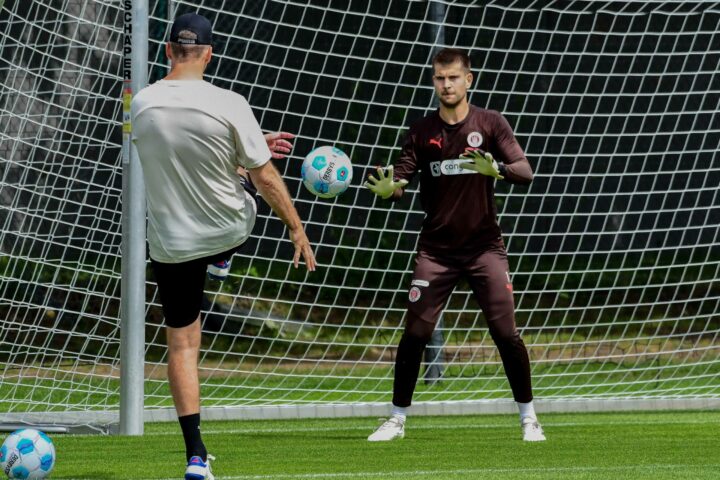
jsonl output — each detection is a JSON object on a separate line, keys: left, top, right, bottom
{"left": 122, "top": 1, "right": 132, "bottom": 164}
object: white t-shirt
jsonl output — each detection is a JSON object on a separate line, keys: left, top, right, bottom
{"left": 131, "top": 79, "right": 271, "bottom": 263}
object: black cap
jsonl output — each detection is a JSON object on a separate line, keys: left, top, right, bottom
{"left": 169, "top": 13, "right": 213, "bottom": 46}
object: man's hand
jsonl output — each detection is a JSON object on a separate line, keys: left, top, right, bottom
{"left": 249, "top": 161, "right": 315, "bottom": 271}
{"left": 264, "top": 132, "right": 294, "bottom": 159}
{"left": 364, "top": 165, "right": 409, "bottom": 199}
{"left": 289, "top": 226, "right": 316, "bottom": 271}
{"left": 459, "top": 149, "right": 504, "bottom": 180}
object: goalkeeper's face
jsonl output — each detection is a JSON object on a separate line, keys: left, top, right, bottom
{"left": 432, "top": 61, "right": 473, "bottom": 109}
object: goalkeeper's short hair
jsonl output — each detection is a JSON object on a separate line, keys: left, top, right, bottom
{"left": 432, "top": 48, "right": 471, "bottom": 72}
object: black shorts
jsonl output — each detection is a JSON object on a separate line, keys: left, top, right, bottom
{"left": 150, "top": 244, "right": 245, "bottom": 328}
{"left": 151, "top": 177, "right": 258, "bottom": 328}
{"left": 151, "top": 244, "right": 244, "bottom": 328}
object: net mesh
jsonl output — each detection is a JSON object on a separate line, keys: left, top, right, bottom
{"left": 1, "top": 0, "right": 718, "bottom": 425}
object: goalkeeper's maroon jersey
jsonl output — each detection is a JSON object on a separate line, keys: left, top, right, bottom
{"left": 393, "top": 105, "right": 533, "bottom": 253}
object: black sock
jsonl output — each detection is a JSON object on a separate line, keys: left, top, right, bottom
{"left": 392, "top": 332, "right": 428, "bottom": 408}
{"left": 178, "top": 413, "right": 207, "bottom": 462}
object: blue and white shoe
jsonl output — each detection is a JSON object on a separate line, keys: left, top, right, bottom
{"left": 185, "top": 454, "right": 215, "bottom": 480}
{"left": 207, "top": 259, "right": 231, "bottom": 281}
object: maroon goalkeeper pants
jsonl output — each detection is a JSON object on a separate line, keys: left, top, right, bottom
{"left": 393, "top": 239, "right": 533, "bottom": 406}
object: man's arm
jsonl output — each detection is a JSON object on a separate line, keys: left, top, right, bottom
{"left": 365, "top": 130, "right": 417, "bottom": 201}
{"left": 249, "top": 161, "right": 316, "bottom": 271}
{"left": 492, "top": 112, "right": 533, "bottom": 185}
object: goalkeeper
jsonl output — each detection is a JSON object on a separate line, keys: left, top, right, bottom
{"left": 365, "top": 48, "right": 544, "bottom": 442}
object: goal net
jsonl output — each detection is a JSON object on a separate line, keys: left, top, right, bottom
{"left": 1, "top": 0, "right": 718, "bottom": 431}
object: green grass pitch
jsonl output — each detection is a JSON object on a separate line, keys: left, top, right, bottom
{"left": 45, "top": 410, "right": 718, "bottom": 479}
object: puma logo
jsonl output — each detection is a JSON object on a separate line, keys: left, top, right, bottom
{"left": 428, "top": 138, "right": 442, "bottom": 149}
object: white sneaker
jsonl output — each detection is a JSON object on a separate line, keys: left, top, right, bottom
{"left": 185, "top": 454, "right": 215, "bottom": 480}
{"left": 521, "top": 417, "right": 546, "bottom": 442}
{"left": 367, "top": 416, "right": 405, "bottom": 441}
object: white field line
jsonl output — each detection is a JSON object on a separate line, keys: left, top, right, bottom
{"left": 55, "top": 463, "right": 720, "bottom": 480}
{"left": 219, "top": 464, "right": 720, "bottom": 479}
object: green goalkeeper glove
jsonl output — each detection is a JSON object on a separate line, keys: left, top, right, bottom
{"left": 364, "top": 165, "right": 409, "bottom": 199}
{"left": 459, "top": 149, "right": 504, "bottom": 180}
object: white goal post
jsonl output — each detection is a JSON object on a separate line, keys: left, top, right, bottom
{"left": 1, "top": 0, "right": 718, "bottom": 434}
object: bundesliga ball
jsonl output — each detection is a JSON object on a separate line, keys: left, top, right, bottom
{"left": 301, "top": 146, "right": 353, "bottom": 198}
{"left": 0, "top": 429, "right": 55, "bottom": 479}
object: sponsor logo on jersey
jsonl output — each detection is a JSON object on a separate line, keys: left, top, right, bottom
{"left": 429, "top": 158, "right": 479, "bottom": 177}
{"left": 428, "top": 137, "right": 443, "bottom": 149}
{"left": 467, "top": 131, "right": 483, "bottom": 147}
{"left": 430, "top": 161, "right": 442, "bottom": 176}
{"left": 409, "top": 286, "right": 422, "bottom": 302}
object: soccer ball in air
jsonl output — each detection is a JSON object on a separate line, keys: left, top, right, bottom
{"left": 0, "top": 429, "right": 56, "bottom": 479}
{"left": 301, "top": 146, "right": 353, "bottom": 198}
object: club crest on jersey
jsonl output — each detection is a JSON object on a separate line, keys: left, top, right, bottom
{"left": 409, "top": 286, "right": 422, "bottom": 302}
{"left": 467, "top": 131, "right": 483, "bottom": 147}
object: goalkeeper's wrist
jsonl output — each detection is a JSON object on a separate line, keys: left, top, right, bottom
{"left": 388, "top": 187, "right": 404, "bottom": 201}
{"left": 497, "top": 162, "right": 507, "bottom": 179}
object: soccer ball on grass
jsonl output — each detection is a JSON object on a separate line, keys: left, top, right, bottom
{"left": 0, "top": 429, "right": 56, "bottom": 479}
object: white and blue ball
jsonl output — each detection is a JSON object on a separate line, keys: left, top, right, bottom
{"left": 301, "top": 146, "right": 353, "bottom": 198}
{"left": 0, "top": 429, "right": 55, "bottom": 479}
